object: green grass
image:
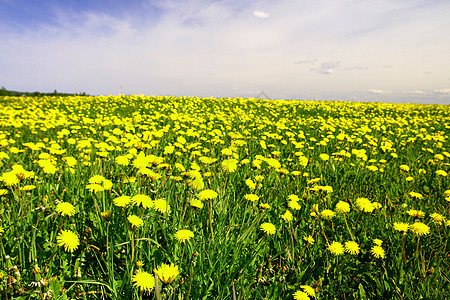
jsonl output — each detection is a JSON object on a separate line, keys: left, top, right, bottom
{"left": 0, "top": 95, "right": 449, "bottom": 299}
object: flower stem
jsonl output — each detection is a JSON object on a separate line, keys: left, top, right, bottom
{"left": 401, "top": 234, "right": 407, "bottom": 265}
{"left": 343, "top": 214, "right": 354, "bottom": 240}
{"left": 179, "top": 243, "right": 185, "bottom": 263}
{"left": 207, "top": 200, "right": 214, "bottom": 243}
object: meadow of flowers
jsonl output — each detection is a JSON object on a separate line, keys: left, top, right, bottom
{"left": 0, "top": 95, "right": 449, "bottom": 299}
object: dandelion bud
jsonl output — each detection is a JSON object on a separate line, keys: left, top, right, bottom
{"left": 33, "top": 265, "right": 41, "bottom": 274}
{"left": 101, "top": 211, "right": 111, "bottom": 219}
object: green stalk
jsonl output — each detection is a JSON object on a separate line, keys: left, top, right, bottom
{"left": 343, "top": 214, "right": 355, "bottom": 240}
{"left": 207, "top": 200, "right": 215, "bottom": 243}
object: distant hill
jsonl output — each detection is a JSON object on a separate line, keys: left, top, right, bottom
{"left": 0, "top": 86, "right": 87, "bottom": 97}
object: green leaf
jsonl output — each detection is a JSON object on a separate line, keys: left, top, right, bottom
{"left": 359, "top": 283, "right": 367, "bottom": 300}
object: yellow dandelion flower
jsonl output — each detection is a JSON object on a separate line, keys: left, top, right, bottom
{"left": 303, "top": 235, "right": 314, "bottom": 245}
{"left": 255, "top": 175, "right": 264, "bottom": 182}
{"left": 154, "top": 263, "right": 180, "bottom": 284}
{"left": 20, "top": 185, "right": 36, "bottom": 191}
{"left": 356, "top": 197, "right": 374, "bottom": 213}
{"left": 113, "top": 195, "right": 132, "bottom": 207}
{"left": 288, "top": 200, "right": 301, "bottom": 210}
{"left": 175, "top": 229, "right": 194, "bottom": 243}
{"left": 319, "top": 153, "right": 329, "bottom": 161}
{"left": 132, "top": 271, "right": 155, "bottom": 292}
{"left": 317, "top": 185, "right": 333, "bottom": 193}
{"left": 300, "top": 284, "right": 316, "bottom": 297}
{"left": 86, "top": 183, "right": 104, "bottom": 193}
{"left": 57, "top": 230, "right": 80, "bottom": 252}
{"left": 1, "top": 172, "right": 19, "bottom": 186}
{"left": 430, "top": 213, "right": 445, "bottom": 225}
{"left": 266, "top": 158, "right": 281, "bottom": 168}
{"left": 198, "top": 189, "right": 218, "bottom": 200}
{"left": 260, "top": 222, "right": 276, "bottom": 235}
{"left": 89, "top": 175, "right": 105, "bottom": 184}
{"left": 335, "top": 201, "right": 350, "bottom": 213}
{"left": 288, "top": 194, "right": 300, "bottom": 202}
{"left": 307, "top": 178, "right": 321, "bottom": 185}
{"left": 409, "top": 192, "right": 423, "bottom": 199}
{"left": 115, "top": 155, "right": 130, "bottom": 166}
{"left": 221, "top": 148, "right": 233, "bottom": 156}
{"left": 370, "top": 245, "right": 385, "bottom": 259}
{"left": 328, "top": 241, "right": 344, "bottom": 255}
{"left": 372, "top": 202, "right": 382, "bottom": 209}
{"left": 436, "top": 170, "right": 447, "bottom": 176}
{"left": 133, "top": 152, "right": 150, "bottom": 169}
{"left": 139, "top": 168, "right": 162, "bottom": 181}
{"left": 244, "top": 194, "right": 259, "bottom": 202}
{"left": 344, "top": 241, "right": 360, "bottom": 255}
{"left": 366, "top": 165, "right": 378, "bottom": 172}
{"left": 190, "top": 199, "right": 204, "bottom": 209}
{"left": 128, "top": 215, "right": 144, "bottom": 228}
{"left": 154, "top": 198, "right": 171, "bottom": 213}
{"left": 281, "top": 210, "right": 293, "bottom": 222}
{"left": 245, "top": 179, "right": 256, "bottom": 190}
{"left": 55, "top": 202, "right": 76, "bottom": 217}
{"left": 132, "top": 194, "right": 153, "bottom": 209}
{"left": 373, "top": 239, "right": 383, "bottom": 246}
{"left": 393, "top": 222, "right": 409, "bottom": 233}
{"left": 259, "top": 203, "right": 271, "bottom": 209}
{"left": 222, "top": 159, "right": 238, "bottom": 172}
{"left": 407, "top": 209, "right": 425, "bottom": 218}
{"left": 293, "top": 290, "right": 310, "bottom": 300}
{"left": 399, "top": 165, "right": 410, "bottom": 172}
{"left": 164, "top": 145, "right": 175, "bottom": 155}
{"left": 136, "top": 260, "right": 144, "bottom": 269}
{"left": 410, "top": 222, "right": 430, "bottom": 236}
{"left": 320, "top": 209, "right": 336, "bottom": 220}
{"left": 123, "top": 176, "right": 136, "bottom": 183}
{"left": 434, "top": 154, "right": 444, "bottom": 160}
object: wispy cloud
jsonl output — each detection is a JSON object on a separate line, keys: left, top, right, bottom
{"left": 253, "top": 10, "right": 270, "bottom": 19}
{"left": 317, "top": 62, "right": 340, "bottom": 74}
{"left": 402, "top": 90, "right": 426, "bottom": 95}
{"left": 369, "top": 89, "right": 392, "bottom": 94}
{"left": 293, "top": 58, "right": 318, "bottom": 64}
{"left": 346, "top": 65, "right": 368, "bottom": 71}
{"left": 433, "top": 88, "right": 450, "bottom": 94}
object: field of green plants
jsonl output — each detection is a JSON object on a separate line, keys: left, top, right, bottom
{"left": 0, "top": 95, "right": 449, "bottom": 299}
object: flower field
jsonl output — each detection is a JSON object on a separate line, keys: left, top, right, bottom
{"left": 0, "top": 95, "right": 449, "bottom": 299}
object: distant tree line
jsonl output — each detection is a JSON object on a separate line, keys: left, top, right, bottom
{"left": 0, "top": 86, "right": 88, "bottom": 97}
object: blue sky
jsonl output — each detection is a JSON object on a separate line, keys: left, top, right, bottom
{"left": 1, "top": 0, "right": 450, "bottom": 103}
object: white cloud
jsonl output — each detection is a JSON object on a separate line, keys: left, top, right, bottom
{"left": 294, "top": 58, "right": 318, "bottom": 64}
{"left": 253, "top": 10, "right": 270, "bottom": 18}
{"left": 346, "top": 65, "right": 368, "bottom": 71}
{"left": 369, "top": 89, "right": 392, "bottom": 94}
{"left": 433, "top": 88, "right": 450, "bottom": 94}
{"left": 317, "top": 62, "right": 340, "bottom": 74}
{"left": 402, "top": 90, "right": 426, "bottom": 94}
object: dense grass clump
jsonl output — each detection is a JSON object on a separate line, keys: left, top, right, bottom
{"left": 0, "top": 95, "right": 449, "bottom": 299}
